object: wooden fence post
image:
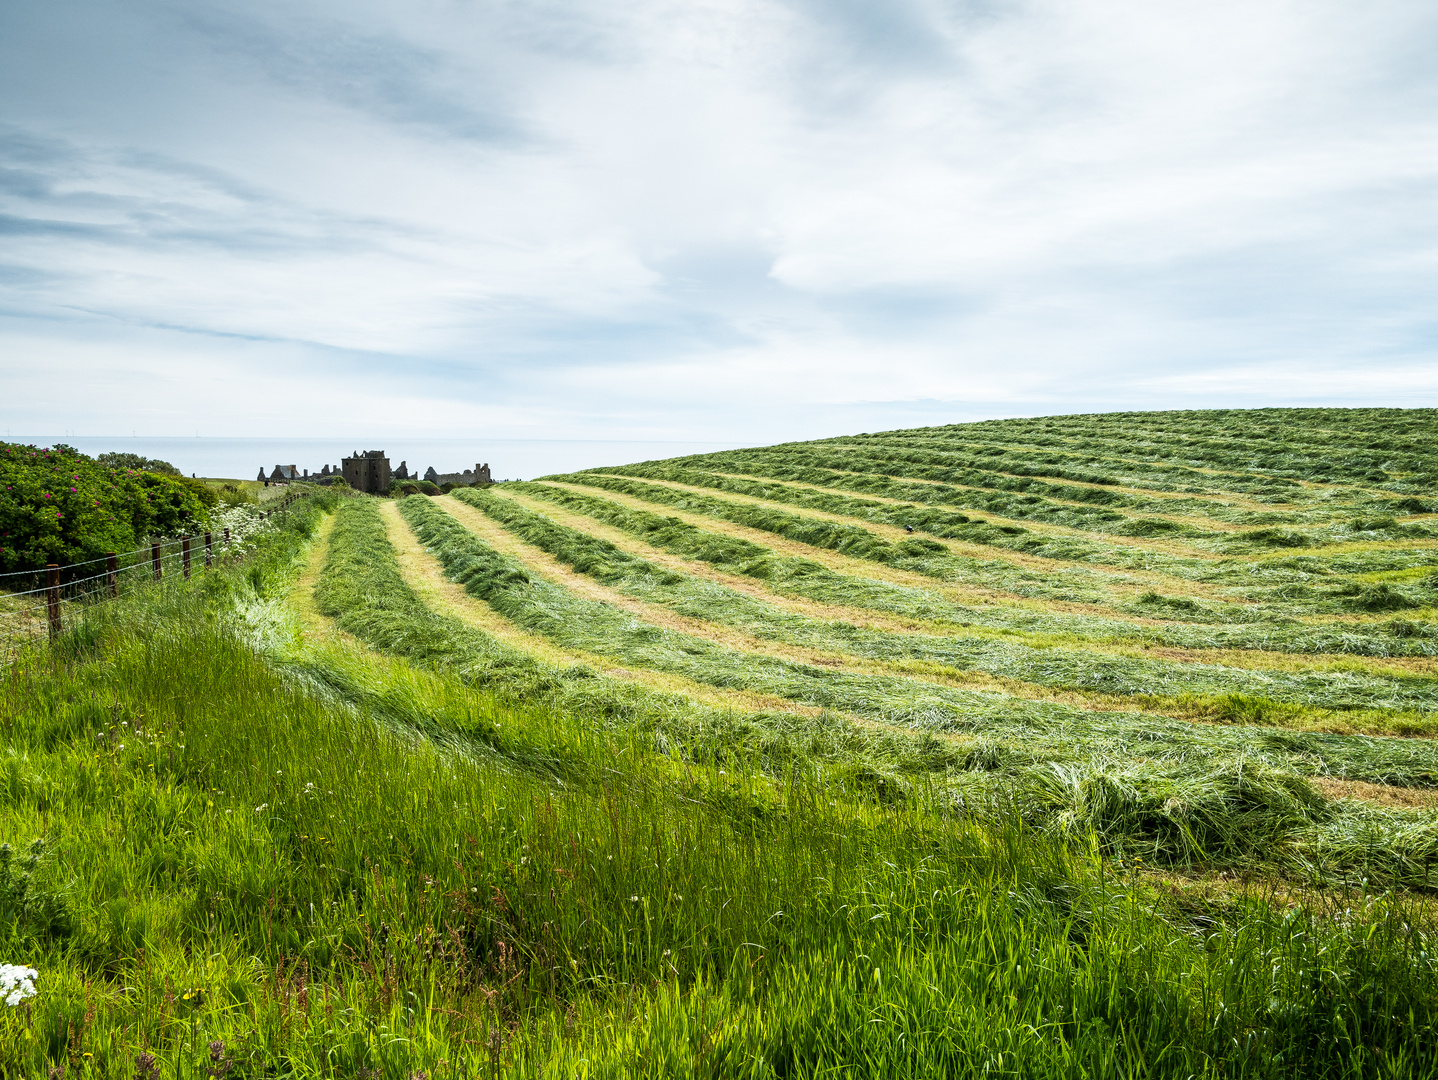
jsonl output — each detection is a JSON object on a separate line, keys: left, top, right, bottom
{"left": 106, "top": 552, "right": 118, "bottom": 598}
{"left": 46, "top": 564, "right": 61, "bottom": 638}
{"left": 224, "top": 527, "right": 231, "bottom": 546}
{"left": 151, "top": 543, "right": 162, "bottom": 581}
{"left": 182, "top": 536, "right": 191, "bottom": 579}
{"left": 204, "top": 532, "right": 213, "bottom": 568}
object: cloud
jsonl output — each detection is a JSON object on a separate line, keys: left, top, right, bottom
{"left": 180, "top": 6, "right": 529, "bottom": 145}
{"left": 1, "top": 0, "right": 1437, "bottom": 439}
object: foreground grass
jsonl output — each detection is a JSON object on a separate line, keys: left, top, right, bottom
{"left": 5, "top": 508, "right": 1438, "bottom": 1076}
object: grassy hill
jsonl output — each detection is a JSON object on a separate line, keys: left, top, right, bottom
{"left": 4, "top": 409, "right": 1438, "bottom": 1076}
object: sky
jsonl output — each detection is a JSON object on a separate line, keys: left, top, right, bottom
{"left": 2, "top": 0, "right": 1437, "bottom": 443}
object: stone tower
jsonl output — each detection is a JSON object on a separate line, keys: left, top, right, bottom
{"left": 341, "top": 450, "right": 392, "bottom": 494}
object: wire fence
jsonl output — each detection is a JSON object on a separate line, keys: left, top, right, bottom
{"left": 0, "top": 486, "right": 329, "bottom": 661}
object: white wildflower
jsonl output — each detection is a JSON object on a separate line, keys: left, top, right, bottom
{"left": 0, "top": 964, "right": 37, "bottom": 1006}
{"left": 206, "top": 503, "right": 275, "bottom": 555}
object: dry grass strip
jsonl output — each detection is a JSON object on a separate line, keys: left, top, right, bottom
{"left": 1310, "top": 777, "right": 1438, "bottom": 810}
{"left": 291, "top": 509, "right": 350, "bottom": 644}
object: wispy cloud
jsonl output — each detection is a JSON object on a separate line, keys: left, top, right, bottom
{"left": 1, "top": 0, "right": 1436, "bottom": 439}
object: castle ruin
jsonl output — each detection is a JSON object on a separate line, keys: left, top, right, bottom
{"left": 342, "top": 450, "right": 392, "bottom": 494}
{"left": 255, "top": 454, "right": 490, "bottom": 491}
{"left": 431, "top": 463, "right": 493, "bottom": 485}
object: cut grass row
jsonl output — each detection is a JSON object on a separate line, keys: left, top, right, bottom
{"left": 392, "top": 496, "right": 1164, "bottom": 742}
{"left": 926, "top": 409, "right": 1438, "bottom": 487}
{"left": 711, "top": 446, "right": 1434, "bottom": 541}
{"left": 374, "top": 499, "right": 842, "bottom": 721}
{"left": 459, "top": 486, "right": 1438, "bottom": 729}
{"left": 599, "top": 460, "right": 1241, "bottom": 572}
{"left": 547, "top": 470, "right": 1193, "bottom": 609}
{"left": 531, "top": 476, "right": 1438, "bottom": 658}
{"left": 690, "top": 448, "right": 1259, "bottom": 534}
{"left": 314, "top": 494, "right": 965, "bottom": 783}
{"left": 501, "top": 482, "right": 1438, "bottom": 681}
{"left": 881, "top": 409, "right": 1438, "bottom": 478}
{"left": 595, "top": 461, "right": 1438, "bottom": 600}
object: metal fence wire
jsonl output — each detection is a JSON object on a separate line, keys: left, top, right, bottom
{"left": 0, "top": 486, "right": 326, "bottom": 658}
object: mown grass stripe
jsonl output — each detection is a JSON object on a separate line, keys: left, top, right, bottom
{"left": 534, "top": 476, "right": 1438, "bottom": 659}
{"left": 316, "top": 496, "right": 968, "bottom": 778}
{"left": 503, "top": 481, "right": 1438, "bottom": 682}
{"left": 462, "top": 487, "right": 1438, "bottom": 733}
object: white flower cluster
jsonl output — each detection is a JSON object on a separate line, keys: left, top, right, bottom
{"left": 206, "top": 504, "right": 275, "bottom": 556}
{"left": 0, "top": 964, "right": 37, "bottom": 1006}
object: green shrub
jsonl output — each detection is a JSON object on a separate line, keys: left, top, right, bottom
{"left": 0, "top": 442, "right": 212, "bottom": 573}
{"left": 95, "top": 451, "right": 181, "bottom": 475}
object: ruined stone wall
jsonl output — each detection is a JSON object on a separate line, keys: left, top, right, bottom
{"left": 433, "top": 462, "right": 493, "bottom": 486}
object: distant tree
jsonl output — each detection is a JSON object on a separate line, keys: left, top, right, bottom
{"left": 97, "top": 451, "right": 182, "bottom": 476}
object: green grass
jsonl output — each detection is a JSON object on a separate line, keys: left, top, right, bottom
{"left": 6, "top": 501, "right": 1438, "bottom": 1076}
{"left": 573, "top": 463, "right": 1438, "bottom": 609}
{"left": 377, "top": 494, "right": 1438, "bottom": 885}
{"left": 314, "top": 492, "right": 966, "bottom": 783}
{"left": 544, "top": 469, "right": 1158, "bottom": 607}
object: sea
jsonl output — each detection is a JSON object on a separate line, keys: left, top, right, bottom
{"left": 7, "top": 437, "right": 755, "bottom": 482}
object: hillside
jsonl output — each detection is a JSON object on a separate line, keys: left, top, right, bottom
{"left": 4, "top": 408, "right": 1438, "bottom": 1075}
{"left": 312, "top": 409, "right": 1438, "bottom": 875}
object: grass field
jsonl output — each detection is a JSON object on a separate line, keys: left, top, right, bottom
{"left": 3, "top": 408, "right": 1438, "bottom": 1076}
